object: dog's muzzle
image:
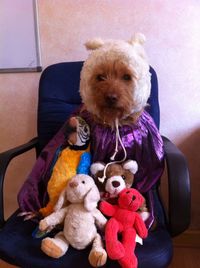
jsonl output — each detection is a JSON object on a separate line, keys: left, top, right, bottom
{"left": 105, "top": 94, "right": 118, "bottom": 106}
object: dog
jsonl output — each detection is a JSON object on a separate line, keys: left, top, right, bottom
{"left": 80, "top": 33, "right": 151, "bottom": 127}
{"left": 77, "top": 34, "right": 164, "bottom": 229}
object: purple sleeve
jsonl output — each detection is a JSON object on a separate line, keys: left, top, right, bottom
{"left": 17, "top": 125, "right": 66, "bottom": 212}
{"left": 17, "top": 106, "right": 83, "bottom": 213}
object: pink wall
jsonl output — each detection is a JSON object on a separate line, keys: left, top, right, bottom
{"left": 0, "top": 0, "right": 199, "bottom": 229}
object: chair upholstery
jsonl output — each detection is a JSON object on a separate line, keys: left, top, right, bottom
{"left": 0, "top": 62, "right": 190, "bottom": 268}
{"left": 37, "top": 62, "right": 83, "bottom": 151}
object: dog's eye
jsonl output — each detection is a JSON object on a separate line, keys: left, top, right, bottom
{"left": 122, "top": 74, "right": 132, "bottom": 81}
{"left": 82, "top": 181, "right": 85, "bottom": 184}
{"left": 96, "top": 74, "right": 106, "bottom": 81}
{"left": 122, "top": 175, "right": 126, "bottom": 180}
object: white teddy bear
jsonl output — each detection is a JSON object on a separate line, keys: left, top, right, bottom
{"left": 39, "top": 174, "right": 107, "bottom": 267}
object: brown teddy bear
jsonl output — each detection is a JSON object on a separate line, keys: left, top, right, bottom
{"left": 90, "top": 160, "right": 150, "bottom": 222}
{"left": 91, "top": 160, "right": 137, "bottom": 199}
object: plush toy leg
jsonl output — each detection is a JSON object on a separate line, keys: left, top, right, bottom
{"left": 88, "top": 233, "right": 107, "bottom": 267}
{"left": 39, "top": 202, "right": 54, "bottom": 217}
{"left": 118, "top": 228, "right": 137, "bottom": 268}
{"left": 41, "top": 231, "right": 69, "bottom": 258}
{"left": 105, "top": 218, "right": 125, "bottom": 260}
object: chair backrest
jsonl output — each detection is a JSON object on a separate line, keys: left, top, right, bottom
{"left": 38, "top": 61, "right": 160, "bottom": 152}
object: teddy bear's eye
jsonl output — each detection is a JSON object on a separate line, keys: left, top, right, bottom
{"left": 122, "top": 74, "right": 132, "bottom": 81}
{"left": 96, "top": 74, "right": 106, "bottom": 81}
{"left": 82, "top": 181, "right": 85, "bottom": 184}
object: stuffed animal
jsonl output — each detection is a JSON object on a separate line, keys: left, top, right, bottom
{"left": 39, "top": 116, "right": 91, "bottom": 217}
{"left": 91, "top": 160, "right": 150, "bottom": 222}
{"left": 99, "top": 188, "right": 148, "bottom": 268}
{"left": 19, "top": 116, "right": 91, "bottom": 221}
{"left": 90, "top": 160, "right": 138, "bottom": 199}
{"left": 39, "top": 174, "right": 107, "bottom": 267}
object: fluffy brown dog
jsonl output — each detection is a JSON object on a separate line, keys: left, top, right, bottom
{"left": 78, "top": 34, "right": 164, "bottom": 232}
{"left": 80, "top": 34, "right": 151, "bottom": 127}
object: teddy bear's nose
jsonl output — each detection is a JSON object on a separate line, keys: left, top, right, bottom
{"left": 112, "top": 181, "right": 120, "bottom": 188}
{"left": 69, "top": 181, "right": 78, "bottom": 188}
{"left": 132, "top": 195, "right": 136, "bottom": 201}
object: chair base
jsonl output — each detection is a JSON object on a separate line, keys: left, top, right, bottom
{"left": 0, "top": 210, "right": 173, "bottom": 268}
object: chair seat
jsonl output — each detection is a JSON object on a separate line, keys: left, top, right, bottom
{"left": 0, "top": 210, "right": 173, "bottom": 268}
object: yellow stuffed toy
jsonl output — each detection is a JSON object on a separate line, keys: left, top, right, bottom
{"left": 39, "top": 116, "right": 91, "bottom": 217}
{"left": 20, "top": 116, "right": 91, "bottom": 221}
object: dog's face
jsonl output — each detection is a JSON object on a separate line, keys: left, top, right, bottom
{"left": 80, "top": 35, "right": 151, "bottom": 126}
{"left": 87, "top": 60, "right": 137, "bottom": 125}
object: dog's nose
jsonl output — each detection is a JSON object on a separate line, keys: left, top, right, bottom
{"left": 105, "top": 94, "right": 118, "bottom": 105}
{"left": 132, "top": 195, "right": 136, "bottom": 201}
{"left": 69, "top": 181, "right": 78, "bottom": 188}
{"left": 112, "top": 181, "right": 120, "bottom": 188}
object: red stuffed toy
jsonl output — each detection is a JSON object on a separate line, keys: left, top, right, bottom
{"left": 99, "top": 188, "right": 148, "bottom": 268}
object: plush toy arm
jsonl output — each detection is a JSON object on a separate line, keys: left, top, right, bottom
{"left": 134, "top": 213, "right": 148, "bottom": 239}
{"left": 77, "top": 152, "right": 91, "bottom": 174}
{"left": 39, "top": 207, "right": 68, "bottom": 231}
{"left": 93, "top": 208, "right": 107, "bottom": 230}
{"left": 99, "top": 201, "right": 117, "bottom": 217}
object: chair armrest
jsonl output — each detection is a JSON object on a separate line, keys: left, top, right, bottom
{"left": 0, "top": 137, "right": 39, "bottom": 227}
{"left": 162, "top": 136, "right": 191, "bottom": 237}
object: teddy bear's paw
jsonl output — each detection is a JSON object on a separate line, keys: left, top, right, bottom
{"left": 107, "top": 241, "right": 125, "bottom": 260}
{"left": 89, "top": 248, "right": 107, "bottom": 267}
{"left": 41, "top": 238, "right": 64, "bottom": 258}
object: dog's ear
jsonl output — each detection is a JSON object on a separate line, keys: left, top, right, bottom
{"left": 84, "top": 183, "right": 100, "bottom": 211}
{"left": 128, "top": 33, "right": 146, "bottom": 46}
{"left": 90, "top": 162, "right": 106, "bottom": 176}
{"left": 123, "top": 160, "right": 138, "bottom": 175}
{"left": 85, "top": 38, "right": 105, "bottom": 50}
{"left": 53, "top": 189, "right": 67, "bottom": 211}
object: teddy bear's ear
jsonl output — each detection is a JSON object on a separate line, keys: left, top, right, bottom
{"left": 53, "top": 189, "right": 67, "bottom": 211}
{"left": 90, "top": 162, "right": 106, "bottom": 176}
{"left": 128, "top": 33, "right": 146, "bottom": 46}
{"left": 123, "top": 160, "right": 138, "bottom": 175}
{"left": 85, "top": 38, "right": 105, "bottom": 50}
{"left": 84, "top": 183, "right": 100, "bottom": 211}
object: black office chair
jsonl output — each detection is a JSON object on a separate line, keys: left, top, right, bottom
{"left": 0, "top": 62, "right": 190, "bottom": 268}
